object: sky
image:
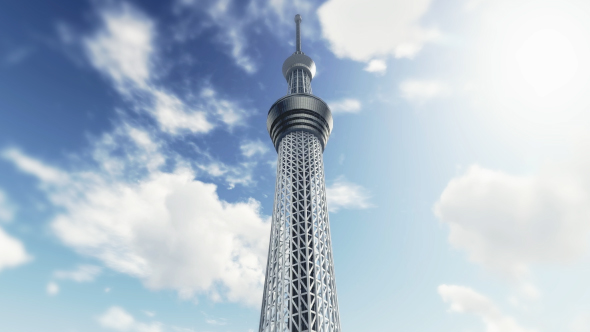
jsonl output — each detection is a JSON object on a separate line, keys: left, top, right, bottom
{"left": 1, "top": 0, "right": 590, "bottom": 331}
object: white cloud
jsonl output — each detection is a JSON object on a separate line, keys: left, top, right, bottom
{"left": 98, "top": 307, "right": 162, "bottom": 332}
{"left": 399, "top": 79, "right": 450, "bottom": 103}
{"left": 54, "top": 265, "right": 102, "bottom": 282}
{"left": 84, "top": 3, "right": 153, "bottom": 90}
{"left": 364, "top": 59, "right": 387, "bottom": 74}
{"left": 0, "top": 227, "right": 32, "bottom": 272}
{"left": 2, "top": 148, "right": 67, "bottom": 183}
{"left": 82, "top": 3, "right": 247, "bottom": 135}
{"left": 176, "top": 0, "right": 316, "bottom": 73}
{"left": 151, "top": 89, "right": 213, "bottom": 135}
{"left": 571, "top": 312, "right": 590, "bottom": 332}
{"left": 329, "top": 98, "right": 362, "bottom": 114}
{"left": 240, "top": 140, "right": 269, "bottom": 158}
{"left": 434, "top": 161, "right": 590, "bottom": 277}
{"left": 0, "top": 189, "right": 31, "bottom": 272}
{"left": 3, "top": 125, "right": 269, "bottom": 306}
{"left": 0, "top": 189, "right": 16, "bottom": 222}
{"left": 326, "top": 178, "right": 372, "bottom": 212}
{"left": 438, "top": 284, "right": 536, "bottom": 332}
{"left": 205, "top": 318, "right": 227, "bottom": 326}
{"left": 47, "top": 282, "right": 59, "bottom": 296}
{"left": 318, "top": 0, "right": 439, "bottom": 66}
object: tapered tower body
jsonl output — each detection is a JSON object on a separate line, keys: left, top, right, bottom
{"left": 259, "top": 15, "right": 341, "bottom": 332}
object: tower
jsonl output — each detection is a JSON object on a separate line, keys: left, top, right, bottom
{"left": 259, "top": 14, "right": 341, "bottom": 332}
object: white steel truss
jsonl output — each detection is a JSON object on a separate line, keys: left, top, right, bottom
{"left": 287, "top": 68, "right": 312, "bottom": 94}
{"left": 259, "top": 131, "right": 341, "bottom": 332}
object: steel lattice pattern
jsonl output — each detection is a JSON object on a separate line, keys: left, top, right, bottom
{"left": 287, "top": 68, "right": 312, "bottom": 94}
{"left": 259, "top": 131, "right": 341, "bottom": 332}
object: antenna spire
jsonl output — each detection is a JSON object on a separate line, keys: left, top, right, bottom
{"left": 295, "top": 14, "right": 302, "bottom": 53}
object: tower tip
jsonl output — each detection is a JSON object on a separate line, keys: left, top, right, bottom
{"left": 295, "top": 14, "right": 302, "bottom": 53}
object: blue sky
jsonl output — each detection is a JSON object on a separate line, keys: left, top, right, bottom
{"left": 1, "top": 0, "right": 590, "bottom": 331}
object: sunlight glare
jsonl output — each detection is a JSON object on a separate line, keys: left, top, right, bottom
{"left": 516, "top": 29, "right": 578, "bottom": 96}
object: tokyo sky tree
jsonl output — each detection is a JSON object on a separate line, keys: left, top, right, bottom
{"left": 259, "top": 14, "right": 341, "bottom": 332}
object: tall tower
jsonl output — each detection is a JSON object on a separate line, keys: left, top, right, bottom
{"left": 259, "top": 14, "right": 341, "bottom": 332}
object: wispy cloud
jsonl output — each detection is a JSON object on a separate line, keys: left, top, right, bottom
{"left": 80, "top": 2, "right": 248, "bottom": 135}
{"left": 438, "top": 284, "right": 536, "bottom": 332}
{"left": 98, "top": 307, "right": 162, "bottom": 332}
{"left": 329, "top": 98, "right": 362, "bottom": 114}
{"left": 54, "top": 265, "right": 102, "bottom": 282}
{"left": 46, "top": 282, "right": 59, "bottom": 296}
{"left": 240, "top": 140, "right": 269, "bottom": 158}
{"left": 399, "top": 79, "right": 450, "bottom": 104}
{"left": 326, "top": 178, "right": 372, "bottom": 212}
{"left": 0, "top": 189, "right": 16, "bottom": 222}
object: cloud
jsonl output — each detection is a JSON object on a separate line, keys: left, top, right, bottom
{"left": 0, "top": 188, "right": 32, "bottom": 273}
{"left": 364, "top": 59, "right": 387, "bottom": 74}
{"left": 54, "top": 265, "right": 102, "bottom": 282}
{"left": 2, "top": 46, "right": 34, "bottom": 66}
{"left": 240, "top": 140, "right": 269, "bottom": 158}
{"left": 572, "top": 312, "right": 590, "bottom": 332}
{"left": 3, "top": 125, "right": 270, "bottom": 306}
{"left": 175, "top": 0, "right": 317, "bottom": 73}
{"left": 326, "top": 178, "right": 372, "bottom": 212}
{"left": 318, "top": 0, "right": 439, "bottom": 68}
{"left": 438, "top": 284, "right": 536, "bottom": 332}
{"left": 0, "top": 227, "right": 32, "bottom": 272}
{"left": 434, "top": 161, "right": 590, "bottom": 277}
{"left": 81, "top": 3, "right": 247, "bottom": 135}
{"left": 329, "top": 98, "right": 362, "bottom": 114}
{"left": 0, "top": 189, "right": 16, "bottom": 222}
{"left": 399, "top": 79, "right": 450, "bottom": 103}
{"left": 2, "top": 148, "right": 67, "bottom": 183}
{"left": 98, "top": 307, "right": 162, "bottom": 332}
{"left": 47, "top": 282, "right": 59, "bottom": 296}
{"left": 84, "top": 3, "right": 153, "bottom": 90}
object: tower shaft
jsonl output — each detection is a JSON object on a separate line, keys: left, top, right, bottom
{"left": 259, "top": 14, "right": 341, "bottom": 332}
{"left": 259, "top": 131, "right": 341, "bottom": 332}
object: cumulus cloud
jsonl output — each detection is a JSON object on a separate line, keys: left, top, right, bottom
{"left": 98, "top": 307, "right": 162, "bottom": 332}
{"left": 54, "top": 265, "right": 102, "bottom": 282}
{"left": 240, "top": 140, "right": 269, "bottom": 158}
{"left": 47, "top": 282, "right": 59, "bottom": 296}
{"left": 329, "top": 98, "right": 362, "bottom": 114}
{"left": 3, "top": 125, "right": 269, "bottom": 306}
{"left": 438, "top": 284, "right": 536, "bottom": 332}
{"left": 318, "top": 0, "right": 439, "bottom": 71}
{"left": 434, "top": 159, "right": 590, "bottom": 277}
{"left": 326, "top": 178, "right": 372, "bottom": 212}
{"left": 399, "top": 79, "right": 450, "bottom": 103}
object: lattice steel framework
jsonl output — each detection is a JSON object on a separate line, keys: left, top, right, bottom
{"left": 287, "top": 68, "right": 312, "bottom": 94}
{"left": 259, "top": 14, "right": 341, "bottom": 332}
{"left": 259, "top": 131, "right": 341, "bottom": 332}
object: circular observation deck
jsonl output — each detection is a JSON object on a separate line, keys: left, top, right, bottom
{"left": 267, "top": 93, "right": 333, "bottom": 151}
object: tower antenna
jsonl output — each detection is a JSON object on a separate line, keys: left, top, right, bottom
{"left": 295, "top": 14, "right": 302, "bottom": 53}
